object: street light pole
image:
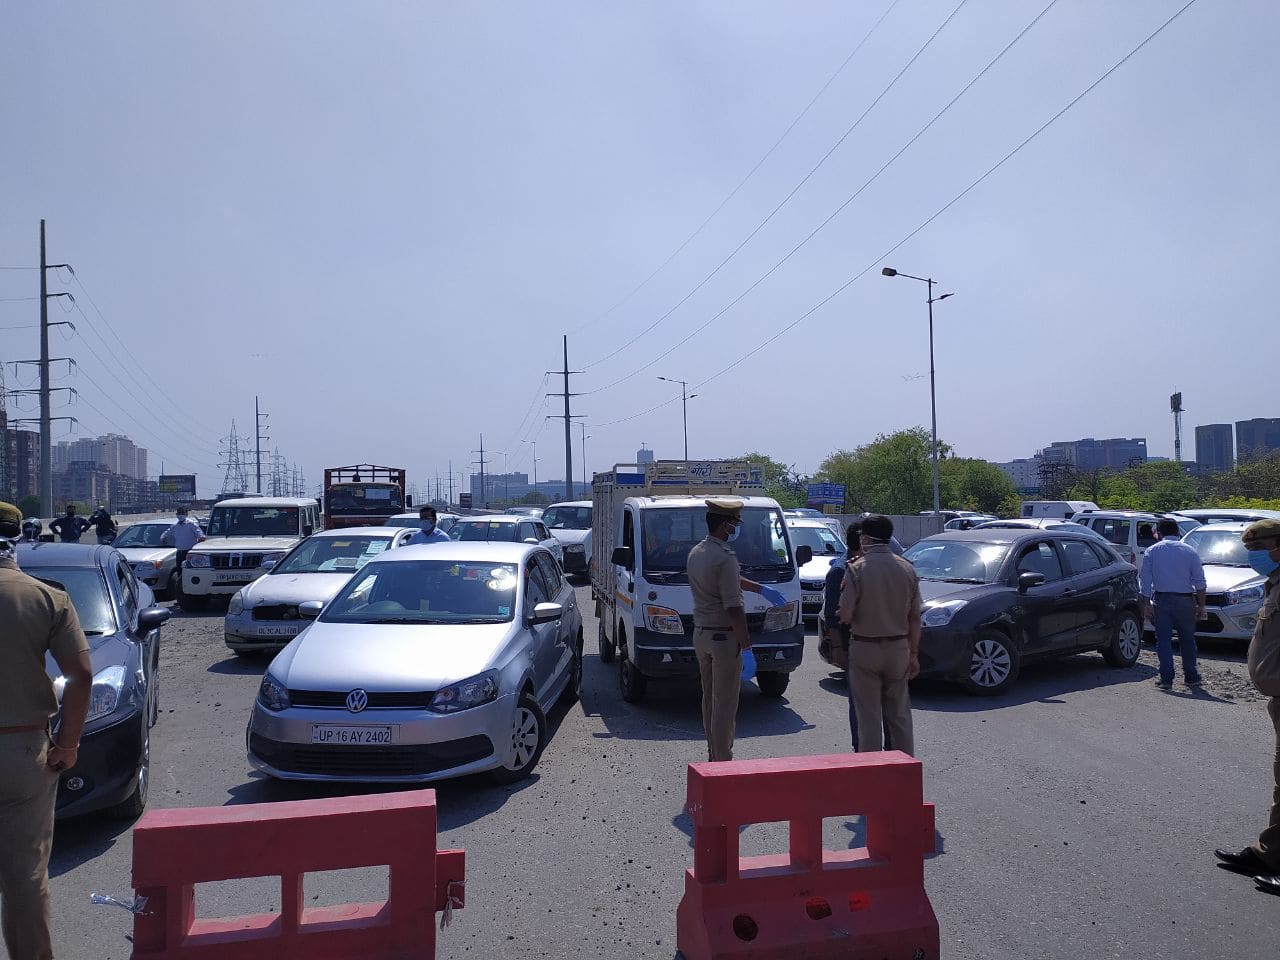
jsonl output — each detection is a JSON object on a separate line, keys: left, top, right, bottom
{"left": 579, "top": 423, "right": 592, "bottom": 495}
{"left": 882, "top": 267, "right": 953, "bottom": 517}
{"left": 658, "top": 376, "right": 698, "bottom": 461}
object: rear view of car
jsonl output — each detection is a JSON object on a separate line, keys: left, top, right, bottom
{"left": 543, "top": 501, "right": 592, "bottom": 577}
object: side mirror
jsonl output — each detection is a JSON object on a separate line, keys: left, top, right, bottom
{"left": 611, "top": 546, "right": 634, "bottom": 570}
{"left": 299, "top": 600, "right": 324, "bottom": 620}
{"left": 1017, "top": 571, "right": 1045, "bottom": 593}
{"left": 302, "top": 525, "right": 314, "bottom": 537}
{"left": 523, "top": 537, "right": 539, "bottom": 544}
{"left": 529, "top": 601, "right": 563, "bottom": 625}
{"left": 261, "top": 559, "right": 277, "bottom": 571}
{"left": 796, "top": 545, "right": 813, "bottom": 565}
{"left": 137, "top": 605, "right": 171, "bottom": 633}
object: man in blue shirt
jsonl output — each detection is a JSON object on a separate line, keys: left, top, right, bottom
{"left": 407, "top": 505, "right": 450, "bottom": 545}
{"left": 1139, "top": 517, "right": 1207, "bottom": 689}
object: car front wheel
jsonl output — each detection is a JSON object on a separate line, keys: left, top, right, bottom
{"left": 109, "top": 712, "right": 150, "bottom": 820}
{"left": 490, "top": 692, "right": 547, "bottom": 784}
{"left": 560, "top": 631, "right": 583, "bottom": 705}
{"left": 1102, "top": 610, "right": 1142, "bottom": 667}
{"left": 962, "top": 630, "right": 1020, "bottom": 695}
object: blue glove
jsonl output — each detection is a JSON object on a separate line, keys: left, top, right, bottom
{"left": 760, "top": 586, "right": 786, "bottom": 607}
{"left": 740, "top": 647, "right": 757, "bottom": 680}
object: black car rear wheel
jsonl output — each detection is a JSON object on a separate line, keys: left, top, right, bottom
{"left": 962, "top": 629, "right": 1020, "bottom": 695}
{"left": 1102, "top": 610, "right": 1142, "bottom": 667}
{"left": 757, "top": 671, "right": 790, "bottom": 697}
{"left": 109, "top": 714, "right": 149, "bottom": 821}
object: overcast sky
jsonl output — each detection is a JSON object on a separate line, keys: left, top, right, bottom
{"left": 2, "top": 1, "right": 1274, "bottom": 498}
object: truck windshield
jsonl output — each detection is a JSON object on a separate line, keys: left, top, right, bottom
{"left": 327, "top": 483, "right": 404, "bottom": 517}
{"left": 209, "top": 506, "right": 299, "bottom": 537}
{"left": 641, "top": 507, "right": 793, "bottom": 573}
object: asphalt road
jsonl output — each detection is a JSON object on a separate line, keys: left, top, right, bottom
{"left": 47, "top": 586, "right": 1277, "bottom": 959}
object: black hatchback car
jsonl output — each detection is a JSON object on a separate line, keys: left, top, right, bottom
{"left": 904, "top": 529, "right": 1142, "bottom": 695}
{"left": 17, "top": 542, "right": 171, "bottom": 819}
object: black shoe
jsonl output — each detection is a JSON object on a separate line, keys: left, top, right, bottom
{"left": 1216, "top": 847, "right": 1272, "bottom": 876}
{"left": 1256, "top": 874, "right": 1280, "bottom": 896}
{"left": 1155, "top": 679, "right": 1173, "bottom": 690}
{"left": 1186, "top": 676, "right": 1203, "bottom": 686}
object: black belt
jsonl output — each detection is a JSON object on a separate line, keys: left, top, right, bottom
{"left": 852, "top": 634, "right": 907, "bottom": 643}
{"left": 1154, "top": 592, "right": 1194, "bottom": 597}
{"left": 695, "top": 625, "right": 730, "bottom": 632}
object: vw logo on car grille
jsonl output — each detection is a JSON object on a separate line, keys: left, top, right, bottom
{"left": 345, "top": 689, "right": 369, "bottom": 713}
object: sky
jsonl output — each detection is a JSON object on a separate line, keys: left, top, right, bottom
{"left": 2, "top": 1, "right": 1275, "bottom": 498}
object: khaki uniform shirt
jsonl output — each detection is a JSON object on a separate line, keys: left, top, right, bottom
{"left": 687, "top": 536, "right": 743, "bottom": 630}
{"left": 839, "top": 544, "right": 921, "bottom": 638}
{"left": 0, "top": 562, "right": 89, "bottom": 726}
{"left": 1249, "top": 569, "right": 1280, "bottom": 698}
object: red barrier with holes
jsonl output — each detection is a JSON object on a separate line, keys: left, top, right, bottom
{"left": 676, "top": 752, "right": 937, "bottom": 959}
{"left": 129, "top": 789, "right": 464, "bottom": 960}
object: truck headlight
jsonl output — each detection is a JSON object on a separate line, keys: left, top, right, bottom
{"left": 257, "top": 673, "right": 291, "bottom": 712}
{"left": 430, "top": 671, "right": 499, "bottom": 713}
{"left": 566, "top": 543, "right": 585, "bottom": 554}
{"left": 185, "top": 552, "right": 211, "bottom": 568}
{"left": 645, "top": 605, "right": 684, "bottom": 635}
{"left": 922, "top": 599, "right": 967, "bottom": 628}
{"left": 1226, "top": 584, "right": 1265, "bottom": 606}
{"left": 763, "top": 602, "right": 797, "bottom": 633}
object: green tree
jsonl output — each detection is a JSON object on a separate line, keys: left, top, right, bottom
{"left": 1211, "top": 453, "right": 1280, "bottom": 503}
{"left": 939, "top": 458, "right": 1016, "bottom": 514}
{"left": 18, "top": 495, "right": 41, "bottom": 518}
{"left": 520, "top": 491, "right": 550, "bottom": 506}
{"left": 732, "top": 451, "right": 807, "bottom": 508}
{"left": 817, "top": 428, "right": 951, "bottom": 514}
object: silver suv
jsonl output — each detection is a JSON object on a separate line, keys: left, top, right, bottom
{"left": 1069, "top": 510, "right": 1199, "bottom": 566}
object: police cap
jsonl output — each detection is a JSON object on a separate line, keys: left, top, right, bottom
{"left": 1242, "top": 518, "right": 1280, "bottom": 548}
{"left": 705, "top": 497, "right": 744, "bottom": 523}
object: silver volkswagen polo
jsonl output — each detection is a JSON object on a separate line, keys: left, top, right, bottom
{"left": 224, "top": 525, "right": 416, "bottom": 655}
{"left": 246, "top": 541, "right": 583, "bottom": 784}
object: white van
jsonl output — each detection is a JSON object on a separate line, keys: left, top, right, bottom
{"left": 1021, "top": 500, "right": 1099, "bottom": 520}
{"left": 179, "top": 497, "right": 321, "bottom": 611}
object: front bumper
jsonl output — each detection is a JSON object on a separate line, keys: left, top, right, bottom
{"left": 914, "top": 625, "right": 974, "bottom": 682}
{"left": 1197, "top": 601, "right": 1261, "bottom": 641}
{"left": 225, "top": 610, "right": 305, "bottom": 651}
{"left": 56, "top": 709, "right": 144, "bottom": 819}
{"left": 246, "top": 693, "right": 512, "bottom": 783}
{"left": 631, "top": 623, "right": 805, "bottom": 678}
{"left": 800, "top": 584, "right": 826, "bottom": 618}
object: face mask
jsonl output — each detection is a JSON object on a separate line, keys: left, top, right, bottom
{"left": 1248, "top": 549, "right": 1279, "bottom": 578}
{"left": 726, "top": 526, "right": 740, "bottom": 543}
{"left": 422, "top": 521, "right": 436, "bottom": 534}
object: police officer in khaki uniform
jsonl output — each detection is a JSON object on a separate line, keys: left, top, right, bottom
{"left": 838, "top": 514, "right": 921, "bottom": 755}
{"left": 1216, "top": 518, "right": 1280, "bottom": 892}
{"left": 0, "top": 501, "right": 93, "bottom": 960}
{"left": 686, "top": 498, "right": 785, "bottom": 761}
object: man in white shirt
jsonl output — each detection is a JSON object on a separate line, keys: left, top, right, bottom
{"left": 161, "top": 506, "right": 206, "bottom": 592}
{"left": 407, "top": 505, "right": 450, "bottom": 545}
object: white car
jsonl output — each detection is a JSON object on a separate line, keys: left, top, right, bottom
{"left": 224, "top": 525, "right": 417, "bottom": 655}
{"left": 384, "top": 511, "right": 462, "bottom": 534}
{"left": 113, "top": 520, "right": 180, "bottom": 598}
{"left": 1068, "top": 510, "right": 1199, "bottom": 566}
{"left": 1181, "top": 522, "right": 1267, "bottom": 646}
{"left": 542, "top": 501, "right": 592, "bottom": 578}
{"left": 448, "top": 515, "right": 564, "bottom": 567}
{"left": 786, "top": 518, "right": 847, "bottom": 619}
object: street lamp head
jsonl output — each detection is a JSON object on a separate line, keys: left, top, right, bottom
{"left": 937, "top": 292, "right": 954, "bottom": 301}
{"left": 881, "top": 267, "right": 898, "bottom": 277}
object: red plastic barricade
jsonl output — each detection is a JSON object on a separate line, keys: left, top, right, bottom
{"left": 676, "top": 752, "right": 937, "bottom": 959}
{"left": 129, "top": 789, "right": 464, "bottom": 960}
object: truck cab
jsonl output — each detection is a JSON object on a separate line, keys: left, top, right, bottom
{"left": 591, "top": 462, "right": 811, "bottom": 703}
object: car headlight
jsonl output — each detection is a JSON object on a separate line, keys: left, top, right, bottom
{"left": 86, "top": 664, "right": 126, "bottom": 722}
{"left": 185, "top": 552, "right": 211, "bottom": 568}
{"left": 1226, "top": 584, "right": 1265, "bottom": 606}
{"left": 763, "top": 602, "right": 798, "bottom": 633}
{"left": 228, "top": 591, "right": 245, "bottom": 615}
{"left": 430, "top": 671, "right": 499, "bottom": 713}
{"left": 921, "top": 599, "right": 967, "bottom": 628}
{"left": 646, "top": 605, "right": 684, "bottom": 635}
{"left": 565, "top": 543, "right": 585, "bottom": 553}
{"left": 134, "top": 560, "right": 162, "bottom": 573}
{"left": 257, "top": 673, "right": 291, "bottom": 712}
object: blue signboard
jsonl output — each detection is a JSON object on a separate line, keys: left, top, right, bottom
{"left": 806, "top": 483, "right": 846, "bottom": 506}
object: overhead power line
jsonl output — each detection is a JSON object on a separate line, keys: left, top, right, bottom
{"left": 569, "top": 0, "right": 904, "bottom": 344}
{"left": 580, "top": 0, "right": 970, "bottom": 379}
{"left": 597, "top": 0, "right": 1201, "bottom": 426}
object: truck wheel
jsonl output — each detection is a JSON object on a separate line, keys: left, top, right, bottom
{"left": 757, "top": 671, "right": 790, "bottom": 698}
{"left": 618, "top": 636, "right": 647, "bottom": 704}
{"left": 177, "top": 594, "right": 208, "bottom": 613}
{"left": 598, "top": 619, "right": 615, "bottom": 663}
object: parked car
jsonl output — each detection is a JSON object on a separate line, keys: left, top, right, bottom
{"left": 542, "top": 501, "right": 592, "bottom": 577}
{"left": 505, "top": 506, "right": 546, "bottom": 518}
{"left": 974, "top": 518, "right": 1112, "bottom": 543}
{"left": 383, "top": 511, "right": 462, "bottom": 534}
{"left": 1021, "top": 500, "right": 1099, "bottom": 519}
{"left": 783, "top": 508, "right": 842, "bottom": 536}
{"left": 112, "top": 520, "right": 180, "bottom": 598}
{"left": 1175, "top": 508, "right": 1280, "bottom": 526}
{"left": 944, "top": 515, "right": 998, "bottom": 531}
{"left": 786, "top": 518, "right": 846, "bottom": 619}
{"left": 224, "top": 525, "right": 417, "bottom": 656}
{"left": 246, "top": 541, "right": 583, "bottom": 784}
{"left": 1180, "top": 522, "right": 1267, "bottom": 648}
{"left": 903, "top": 529, "right": 1142, "bottom": 695}
{"left": 1069, "top": 510, "right": 1199, "bottom": 566}
{"left": 449, "top": 514, "right": 564, "bottom": 566}
{"left": 19, "top": 542, "right": 171, "bottom": 819}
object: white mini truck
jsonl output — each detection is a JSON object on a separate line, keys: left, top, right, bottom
{"left": 590, "top": 461, "right": 812, "bottom": 703}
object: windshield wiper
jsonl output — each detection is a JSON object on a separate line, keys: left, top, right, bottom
{"left": 83, "top": 630, "right": 107, "bottom": 636}
{"left": 939, "top": 577, "right": 984, "bottom": 584}
{"left": 742, "top": 563, "right": 787, "bottom": 572}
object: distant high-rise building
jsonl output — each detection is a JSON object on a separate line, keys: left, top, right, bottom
{"left": 1236, "top": 418, "right": 1280, "bottom": 463}
{"left": 1195, "top": 423, "right": 1234, "bottom": 473}
{"left": 636, "top": 445, "right": 655, "bottom": 464}
{"left": 1040, "top": 437, "right": 1147, "bottom": 471}
{"left": 3, "top": 428, "right": 41, "bottom": 501}
{"left": 54, "top": 433, "right": 149, "bottom": 479}
{"left": 995, "top": 456, "right": 1043, "bottom": 492}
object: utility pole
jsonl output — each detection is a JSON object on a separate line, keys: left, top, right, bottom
{"left": 547, "top": 335, "right": 581, "bottom": 501}
{"left": 448, "top": 458, "right": 454, "bottom": 508}
{"left": 36, "top": 222, "right": 73, "bottom": 515}
{"left": 254, "top": 396, "right": 268, "bottom": 494}
{"left": 473, "top": 435, "right": 487, "bottom": 508}
{"left": 580, "top": 422, "right": 592, "bottom": 494}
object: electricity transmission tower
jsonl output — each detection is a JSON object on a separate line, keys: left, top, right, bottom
{"left": 220, "top": 420, "right": 250, "bottom": 495}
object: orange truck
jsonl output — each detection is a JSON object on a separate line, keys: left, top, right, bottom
{"left": 322, "top": 465, "right": 408, "bottom": 529}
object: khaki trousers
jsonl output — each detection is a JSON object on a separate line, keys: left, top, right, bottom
{"left": 0, "top": 730, "right": 57, "bottom": 960}
{"left": 1253, "top": 698, "right": 1280, "bottom": 869}
{"left": 848, "top": 638, "right": 914, "bottom": 756}
{"left": 693, "top": 627, "right": 741, "bottom": 762}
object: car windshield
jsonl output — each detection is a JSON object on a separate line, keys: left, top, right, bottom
{"left": 641, "top": 507, "right": 794, "bottom": 573}
{"left": 273, "top": 535, "right": 394, "bottom": 574}
{"left": 451, "top": 520, "right": 520, "bottom": 542}
{"left": 1184, "top": 528, "right": 1250, "bottom": 567}
{"left": 543, "top": 506, "right": 592, "bottom": 530}
{"left": 208, "top": 506, "right": 299, "bottom": 537}
{"left": 326, "top": 483, "right": 404, "bottom": 517}
{"left": 322, "top": 560, "right": 518, "bottom": 624}
{"left": 31, "top": 567, "right": 116, "bottom": 634}
{"left": 113, "top": 524, "right": 168, "bottom": 548}
{"left": 904, "top": 540, "right": 1010, "bottom": 583}
{"left": 788, "top": 525, "right": 844, "bottom": 557}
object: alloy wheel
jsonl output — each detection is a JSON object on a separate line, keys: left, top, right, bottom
{"left": 1118, "top": 617, "right": 1141, "bottom": 660}
{"left": 506, "top": 706, "right": 540, "bottom": 770}
{"left": 971, "top": 637, "right": 1012, "bottom": 688}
